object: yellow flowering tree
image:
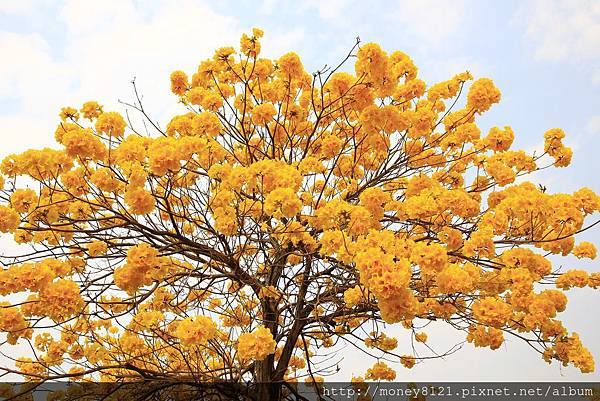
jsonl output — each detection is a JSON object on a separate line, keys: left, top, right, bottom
{"left": 0, "top": 28, "right": 599, "bottom": 400}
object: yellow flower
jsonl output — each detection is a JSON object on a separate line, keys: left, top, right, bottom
{"left": 355, "top": 43, "right": 393, "bottom": 97}
{"left": 365, "top": 332, "right": 397, "bottom": 351}
{"left": 556, "top": 270, "right": 589, "bottom": 290}
{"left": 415, "top": 332, "right": 428, "bottom": 343}
{"left": 467, "top": 78, "right": 501, "bottom": 113}
{"left": 39, "top": 279, "right": 84, "bottom": 322}
{"left": 467, "top": 325, "right": 504, "bottom": 350}
{"left": 437, "top": 263, "right": 478, "bottom": 294}
{"left": 343, "top": 286, "right": 364, "bottom": 308}
{"left": 277, "top": 52, "right": 304, "bottom": 79}
{"left": 259, "top": 285, "right": 282, "bottom": 301}
{"left": 175, "top": 316, "right": 217, "bottom": 347}
{"left": 148, "top": 137, "right": 182, "bottom": 176}
{"left": 400, "top": 355, "right": 416, "bottom": 369}
{"left": 365, "top": 361, "right": 396, "bottom": 380}
{"left": 90, "top": 168, "right": 121, "bottom": 192}
{"left": 472, "top": 297, "right": 512, "bottom": 328}
{"left": 170, "top": 70, "right": 189, "bottom": 96}
{"left": 240, "top": 28, "right": 263, "bottom": 57}
{"left": 113, "top": 243, "right": 163, "bottom": 294}
{"left": 572, "top": 242, "right": 597, "bottom": 260}
{"left": 80, "top": 101, "right": 103, "bottom": 119}
{"left": 10, "top": 189, "right": 37, "bottom": 214}
{"left": 251, "top": 103, "right": 277, "bottom": 125}
{"left": 0, "top": 303, "right": 31, "bottom": 344}
{"left": 484, "top": 126, "right": 514, "bottom": 152}
{"left": 124, "top": 186, "right": 155, "bottom": 215}
{"left": 62, "top": 127, "right": 106, "bottom": 160}
{"left": 86, "top": 241, "right": 108, "bottom": 257}
{"left": 95, "top": 111, "right": 126, "bottom": 138}
{"left": 59, "top": 107, "right": 79, "bottom": 121}
{"left": 236, "top": 326, "right": 276, "bottom": 361}
{"left": 192, "top": 112, "right": 222, "bottom": 137}
{"left": 264, "top": 187, "right": 302, "bottom": 219}
{"left": 0, "top": 206, "right": 20, "bottom": 232}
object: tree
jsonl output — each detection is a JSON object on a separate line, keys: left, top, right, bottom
{"left": 0, "top": 28, "right": 598, "bottom": 400}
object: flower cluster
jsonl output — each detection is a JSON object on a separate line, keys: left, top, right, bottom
{"left": 174, "top": 316, "right": 218, "bottom": 347}
{"left": 113, "top": 244, "right": 167, "bottom": 294}
{"left": 236, "top": 325, "right": 277, "bottom": 361}
{"left": 365, "top": 361, "right": 396, "bottom": 381}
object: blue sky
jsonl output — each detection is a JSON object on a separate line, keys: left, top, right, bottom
{"left": 1, "top": 0, "right": 599, "bottom": 381}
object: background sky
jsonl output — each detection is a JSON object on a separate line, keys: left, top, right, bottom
{"left": 0, "top": 0, "right": 599, "bottom": 382}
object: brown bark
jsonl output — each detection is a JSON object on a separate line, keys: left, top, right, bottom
{"left": 255, "top": 355, "right": 281, "bottom": 401}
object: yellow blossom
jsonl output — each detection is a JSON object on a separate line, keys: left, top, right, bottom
{"left": 174, "top": 316, "right": 217, "bottom": 347}
{"left": 237, "top": 325, "right": 276, "bottom": 361}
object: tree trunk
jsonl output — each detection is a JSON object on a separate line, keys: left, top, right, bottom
{"left": 256, "top": 382, "right": 281, "bottom": 401}
{"left": 255, "top": 355, "right": 281, "bottom": 401}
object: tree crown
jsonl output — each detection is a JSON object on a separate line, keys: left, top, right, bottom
{"left": 0, "top": 29, "right": 598, "bottom": 394}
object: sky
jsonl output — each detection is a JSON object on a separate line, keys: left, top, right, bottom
{"left": 0, "top": 0, "right": 599, "bottom": 382}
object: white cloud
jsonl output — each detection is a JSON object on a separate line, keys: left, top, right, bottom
{"left": 0, "top": 32, "right": 72, "bottom": 99}
{"left": 58, "top": 0, "right": 137, "bottom": 35}
{"left": 0, "top": 0, "right": 49, "bottom": 15}
{"left": 261, "top": 27, "right": 306, "bottom": 58}
{"left": 0, "top": 0, "right": 250, "bottom": 154}
{"left": 302, "top": 0, "right": 354, "bottom": 21}
{"left": 59, "top": 0, "right": 241, "bottom": 107}
{"left": 0, "top": 0, "right": 311, "bottom": 157}
{"left": 392, "top": 0, "right": 469, "bottom": 47}
{"left": 516, "top": 0, "right": 600, "bottom": 62}
{"left": 421, "top": 56, "right": 493, "bottom": 83}
{"left": 259, "top": 0, "right": 276, "bottom": 14}
{"left": 0, "top": 31, "right": 76, "bottom": 152}
{"left": 585, "top": 115, "right": 600, "bottom": 137}
{"left": 593, "top": 68, "right": 600, "bottom": 85}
